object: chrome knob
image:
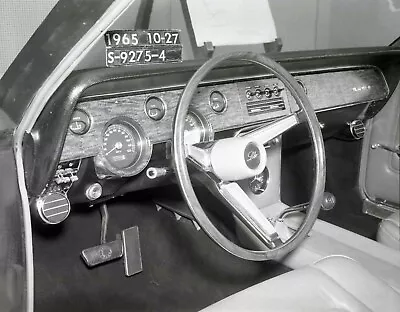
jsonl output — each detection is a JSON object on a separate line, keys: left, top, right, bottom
{"left": 371, "top": 143, "right": 400, "bottom": 156}
{"left": 85, "top": 183, "right": 103, "bottom": 201}
{"left": 321, "top": 192, "right": 336, "bottom": 211}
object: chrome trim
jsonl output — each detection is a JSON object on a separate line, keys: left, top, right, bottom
{"left": 242, "top": 113, "right": 299, "bottom": 145}
{"left": 362, "top": 196, "right": 398, "bottom": 220}
{"left": 371, "top": 143, "right": 400, "bottom": 155}
{"left": 12, "top": 1, "right": 137, "bottom": 311}
{"left": 358, "top": 119, "right": 399, "bottom": 218}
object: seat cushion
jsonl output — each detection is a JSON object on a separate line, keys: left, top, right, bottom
{"left": 200, "top": 256, "right": 400, "bottom": 312}
{"left": 377, "top": 211, "right": 400, "bottom": 250}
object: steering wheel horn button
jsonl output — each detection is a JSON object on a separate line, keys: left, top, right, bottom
{"left": 210, "top": 137, "right": 267, "bottom": 181}
{"left": 244, "top": 142, "right": 261, "bottom": 169}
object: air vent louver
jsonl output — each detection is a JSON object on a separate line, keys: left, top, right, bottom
{"left": 246, "top": 98, "right": 286, "bottom": 116}
{"left": 349, "top": 120, "right": 366, "bottom": 140}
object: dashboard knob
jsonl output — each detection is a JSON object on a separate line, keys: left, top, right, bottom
{"left": 255, "top": 88, "right": 262, "bottom": 99}
{"left": 85, "top": 183, "right": 103, "bottom": 201}
{"left": 264, "top": 88, "right": 272, "bottom": 98}
{"left": 32, "top": 192, "right": 71, "bottom": 225}
{"left": 321, "top": 192, "right": 336, "bottom": 211}
{"left": 272, "top": 85, "right": 281, "bottom": 96}
{"left": 245, "top": 90, "right": 253, "bottom": 100}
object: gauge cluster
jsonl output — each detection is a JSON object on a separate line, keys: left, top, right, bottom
{"left": 63, "top": 82, "right": 236, "bottom": 178}
{"left": 61, "top": 75, "right": 294, "bottom": 180}
{"left": 89, "top": 108, "right": 214, "bottom": 178}
{"left": 94, "top": 117, "right": 152, "bottom": 178}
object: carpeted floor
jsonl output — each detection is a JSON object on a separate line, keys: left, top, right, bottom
{"left": 33, "top": 137, "right": 379, "bottom": 311}
{"left": 33, "top": 194, "right": 290, "bottom": 312}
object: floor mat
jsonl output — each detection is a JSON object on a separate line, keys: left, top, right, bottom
{"left": 33, "top": 195, "right": 290, "bottom": 312}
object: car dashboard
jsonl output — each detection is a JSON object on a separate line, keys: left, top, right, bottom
{"left": 25, "top": 49, "right": 398, "bottom": 219}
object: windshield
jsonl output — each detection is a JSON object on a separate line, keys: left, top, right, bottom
{"left": 1, "top": 0, "right": 400, "bottom": 78}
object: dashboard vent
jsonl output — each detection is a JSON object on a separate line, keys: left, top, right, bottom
{"left": 349, "top": 120, "right": 366, "bottom": 140}
{"left": 246, "top": 98, "right": 286, "bottom": 116}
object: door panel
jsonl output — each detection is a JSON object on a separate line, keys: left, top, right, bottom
{"left": 0, "top": 131, "right": 28, "bottom": 312}
{"left": 360, "top": 82, "right": 400, "bottom": 216}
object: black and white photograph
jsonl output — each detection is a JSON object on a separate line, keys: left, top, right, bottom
{"left": 0, "top": 0, "right": 399, "bottom": 311}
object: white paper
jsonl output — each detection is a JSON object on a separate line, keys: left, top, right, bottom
{"left": 186, "top": 0, "right": 277, "bottom": 47}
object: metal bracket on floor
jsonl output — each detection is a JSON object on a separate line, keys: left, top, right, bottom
{"left": 80, "top": 203, "right": 143, "bottom": 277}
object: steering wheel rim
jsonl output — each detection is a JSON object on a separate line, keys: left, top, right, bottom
{"left": 172, "top": 52, "right": 326, "bottom": 261}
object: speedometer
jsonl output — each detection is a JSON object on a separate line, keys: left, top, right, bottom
{"left": 95, "top": 117, "right": 152, "bottom": 178}
{"left": 102, "top": 124, "right": 137, "bottom": 169}
{"left": 184, "top": 110, "right": 214, "bottom": 145}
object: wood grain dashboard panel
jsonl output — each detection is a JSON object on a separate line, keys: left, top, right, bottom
{"left": 60, "top": 67, "right": 388, "bottom": 162}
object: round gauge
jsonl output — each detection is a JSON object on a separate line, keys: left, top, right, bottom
{"left": 97, "top": 118, "right": 152, "bottom": 177}
{"left": 209, "top": 91, "right": 227, "bottom": 113}
{"left": 184, "top": 110, "right": 213, "bottom": 145}
{"left": 102, "top": 124, "right": 138, "bottom": 169}
{"left": 69, "top": 109, "right": 91, "bottom": 135}
{"left": 145, "top": 96, "right": 166, "bottom": 121}
{"left": 248, "top": 167, "right": 269, "bottom": 195}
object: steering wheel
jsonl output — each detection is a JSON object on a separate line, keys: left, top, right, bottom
{"left": 172, "top": 52, "right": 326, "bottom": 261}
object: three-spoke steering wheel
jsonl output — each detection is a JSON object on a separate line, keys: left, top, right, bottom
{"left": 172, "top": 52, "right": 326, "bottom": 261}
